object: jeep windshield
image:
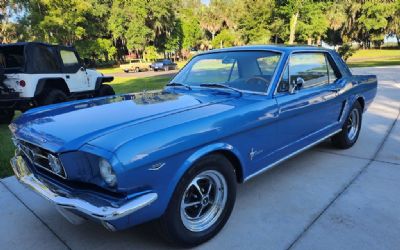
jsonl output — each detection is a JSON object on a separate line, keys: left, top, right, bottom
{"left": 0, "top": 45, "right": 25, "bottom": 73}
{"left": 170, "top": 51, "right": 281, "bottom": 93}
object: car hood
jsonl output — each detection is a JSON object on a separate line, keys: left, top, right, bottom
{"left": 10, "top": 90, "right": 236, "bottom": 152}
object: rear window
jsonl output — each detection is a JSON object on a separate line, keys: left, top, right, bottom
{"left": 0, "top": 45, "right": 25, "bottom": 73}
{"left": 29, "top": 45, "right": 60, "bottom": 73}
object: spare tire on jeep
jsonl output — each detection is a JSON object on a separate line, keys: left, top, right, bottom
{"left": 39, "top": 89, "right": 67, "bottom": 106}
{"left": 97, "top": 84, "right": 115, "bottom": 97}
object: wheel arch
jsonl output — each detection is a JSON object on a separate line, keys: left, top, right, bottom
{"left": 174, "top": 143, "right": 246, "bottom": 188}
{"left": 356, "top": 95, "right": 365, "bottom": 112}
{"left": 35, "top": 78, "right": 70, "bottom": 97}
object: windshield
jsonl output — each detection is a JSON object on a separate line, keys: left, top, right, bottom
{"left": 171, "top": 51, "right": 281, "bottom": 93}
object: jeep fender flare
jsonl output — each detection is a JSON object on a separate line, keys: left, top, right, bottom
{"left": 95, "top": 76, "right": 114, "bottom": 90}
{"left": 35, "top": 78, "right": 70, "bottom": 97}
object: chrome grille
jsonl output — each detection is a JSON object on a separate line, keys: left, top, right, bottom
{"left": 13, "top": 138, "right": 67, "bottom": 179}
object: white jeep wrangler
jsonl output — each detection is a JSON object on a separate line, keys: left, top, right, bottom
{"left": 0, "top": 42, "right": 115, "bottom": 123}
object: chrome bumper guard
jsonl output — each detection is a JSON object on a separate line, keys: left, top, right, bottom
{"left": 11, "top": 155, "right": 158, "bottom": 221}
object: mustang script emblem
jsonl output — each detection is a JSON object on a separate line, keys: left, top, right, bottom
{"left": 249, "top": 148, "right": 263, "bottom": 161}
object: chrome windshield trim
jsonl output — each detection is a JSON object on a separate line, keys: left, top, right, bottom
{"left": 169, "top": 49, "right": 284, "bottom": 96}
{"left": 11, "top": 156, "right": 158, "bottom": 221}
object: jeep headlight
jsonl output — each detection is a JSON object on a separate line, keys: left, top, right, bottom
{"left": 99, "top": 159, "right": 117, "bottom": 187}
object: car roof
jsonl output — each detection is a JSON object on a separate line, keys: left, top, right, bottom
{"left": 198, "top": 45, "right": 333, "bottom": 55}
{"left": 0, "top": 42, "right": 73, "bottom": 49}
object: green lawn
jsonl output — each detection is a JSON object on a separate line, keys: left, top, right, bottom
{"left": 0, "top": 75, "right": 172, "bottom": 178}
{"left": 0, "top": 124, "right": 14, "bottom": 178}
{"left": 347, "top": 49, "right": 400, "bottom": 67}
{"left": 96, "top": 66, "right": 123, "bottom": 74}
{"left": 97, "top": 60, "right": 188, "bottom": 74}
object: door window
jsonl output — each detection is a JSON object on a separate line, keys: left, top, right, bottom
{"left": 60, "top": 50, "right": 80, "bottom": 73}
{"left": 289, "top": 53, "right": 329, "bottom": 88}
{"left": 277, "top": 52, "right": 340, "bottom": 93}
{"left": 327, "top": 57, "right": 338, "bottom": 83}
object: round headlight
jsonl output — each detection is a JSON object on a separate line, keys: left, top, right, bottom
{"left": 99, "top": 159, "right": 117, "bottom": 187}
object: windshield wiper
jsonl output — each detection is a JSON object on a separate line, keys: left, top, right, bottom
{"left": 166, "top": 82, "right": 192, "bottom": 90}
{"left": 199, "top": 83, "right": 242, "bottom": 96}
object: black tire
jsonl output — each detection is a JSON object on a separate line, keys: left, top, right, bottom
{"left": 0, "top": 109, "right": 14, "bottom": 124}
{"left": 123, "top": 69, "right": 129, "bottom": 73}
{"left": 97, "top": 84, "right": 115, "bottom": 97}
{"left": 158, "top": 154, "right": 237, "bottom": 247}
{"left": 39, "top": 89, "right": 67, "bottom": 106}
{"left": 331, "top": 101, "right": 363, "bottom": 149}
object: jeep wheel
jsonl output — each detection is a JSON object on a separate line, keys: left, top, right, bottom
{"left": 0, "top": 109, "right": 14, "bottom": 124}
{"left": 39, "top": 89, "right": 67, "bottom": 106}
{"left": 97, "top": 84, "right": 115, "bottom": 97}
{"left": 158, "top": 154, "right": 236, "bottom": 247}
{"left": 123, "top": 69, "right": 129, "bottom": 73}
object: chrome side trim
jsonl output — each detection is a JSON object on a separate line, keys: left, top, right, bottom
{"left": 11, "top": 156, "right": 158, "bottom": 221}
{"left": 244, "top": 129, "right": 342, "bottom": 182}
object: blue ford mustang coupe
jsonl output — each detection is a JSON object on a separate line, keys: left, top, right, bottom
{"left": 10, "top": 46, "right": 377, "bottom": 246}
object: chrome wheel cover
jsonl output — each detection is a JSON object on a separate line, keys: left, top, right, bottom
{"left": 180, "top": 170, "right": 228, "bottom": 232}
{"left": 347, "top": 108, "right": 360, "bottom": 141}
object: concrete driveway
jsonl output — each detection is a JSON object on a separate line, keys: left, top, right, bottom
{"left": 1, "top": 66, "right": 399, "bottom": 250}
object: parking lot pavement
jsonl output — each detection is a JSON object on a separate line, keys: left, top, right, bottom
{"left": 0, "top": 66, "right": 398, "bottom": 250}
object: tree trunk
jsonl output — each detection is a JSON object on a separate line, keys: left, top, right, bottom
{"left": 288, "top": 12, "right": 299, "bottom": 45}
{"left": 317, "top": 36, "right": 321, "bottom": 46}
{"left": 397, "top": 35, "right": 400, "bottom": 47}
{"left": 307, "top": 37, "right": 312, "bottom": 45}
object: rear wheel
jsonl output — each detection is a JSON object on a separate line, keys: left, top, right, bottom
{"left": 331, "top": 101, "right": 363, "bottom": 149}
{"left": 97, "top": 84, "right": 115, "bottom": 97}
{"left": 123, "top": 69, "right": 129, "bottom": 73}
{"left": 39, "top": 89, "right": 67, "bottom": 106}
{"left": 158, "top": 154, "right": 236, "bottom": 247}
{"left": 0, "top": 109, "right": 14, "bottom": 124}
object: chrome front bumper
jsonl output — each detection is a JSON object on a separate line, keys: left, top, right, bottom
{"left": 11, "top": 155, "right": 158, "bottom": 222}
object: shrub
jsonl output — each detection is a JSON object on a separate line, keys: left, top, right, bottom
{"left": 338, "top": 44, "right": 357, "bottom": 62}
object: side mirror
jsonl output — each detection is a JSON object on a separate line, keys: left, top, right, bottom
{"left": 290, "top": 77, "right": 305, "bottom": 94}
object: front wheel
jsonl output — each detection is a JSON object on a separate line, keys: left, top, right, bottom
{"left": 331, "top": 101, "right": 363, "bottom": 149}
{"left": 97, "top": 84, "right": 115, "bottom": 97}
{"left": 158, "top": 154, "right": 236, "bottom": 247}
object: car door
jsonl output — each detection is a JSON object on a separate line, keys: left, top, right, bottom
{"left": 59, "top": 48, "right": 88, "bottom": 92}
{"left": 273, "top": 52, "right": 343, "bottom": 152}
